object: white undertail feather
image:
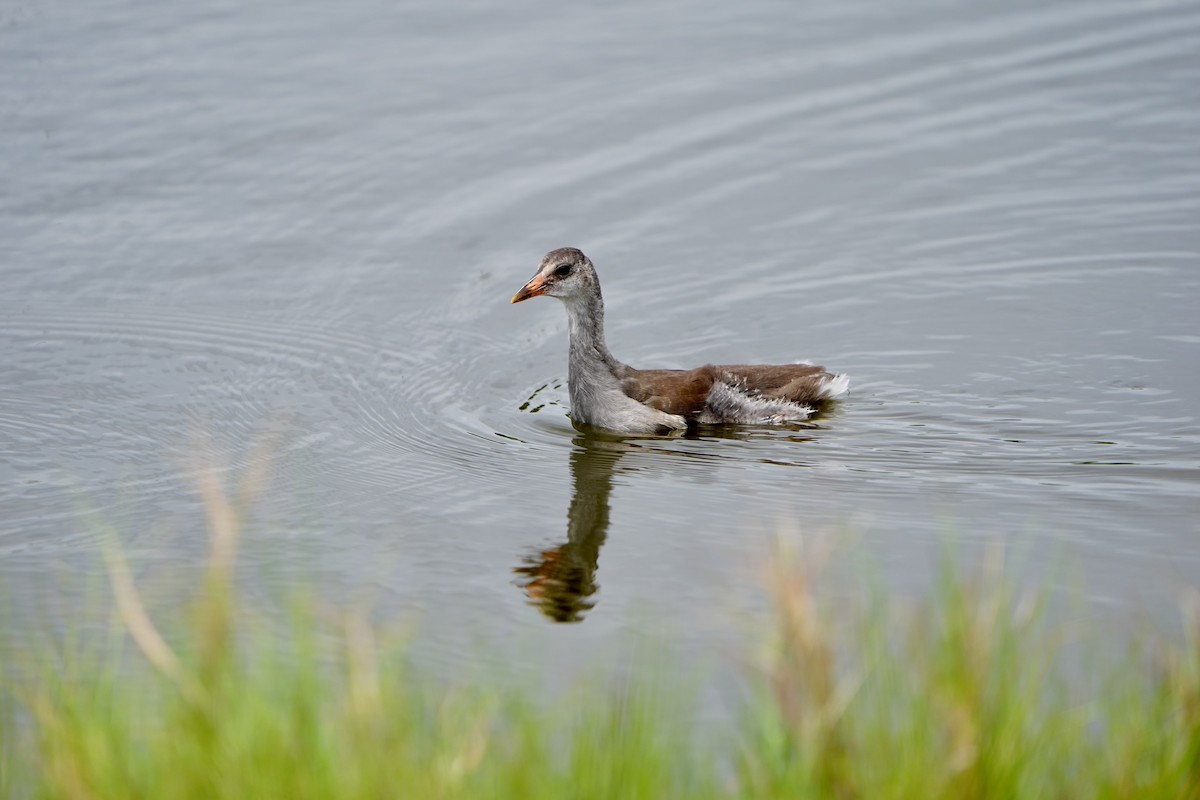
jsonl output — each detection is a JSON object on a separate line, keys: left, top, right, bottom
{"left": 820, "top": 373, "right": 850, "bottom": 399}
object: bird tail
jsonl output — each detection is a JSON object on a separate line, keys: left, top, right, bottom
{"left": 819, "top": 373, "right": 850, "bottom": 399}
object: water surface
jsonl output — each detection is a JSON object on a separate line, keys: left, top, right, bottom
{"left": 2, "top": 0, "right": 1198, "bottom": 677}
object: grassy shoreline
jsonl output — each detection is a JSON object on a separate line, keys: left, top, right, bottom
{"left": 2, "top": 481, "right": 1197, "bottom": 798}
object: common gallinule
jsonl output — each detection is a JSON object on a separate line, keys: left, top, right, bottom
{"left": 512, "top": 247, "right": 849, "bottom": 434}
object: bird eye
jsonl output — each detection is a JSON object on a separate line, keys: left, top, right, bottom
{"left": 554, "top": 263, "right": 573, "bottom": 277}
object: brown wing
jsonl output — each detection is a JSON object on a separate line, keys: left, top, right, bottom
{"left": 620, "top": 362, "right": 835, "bottom": 418}
{"left": 619, "top": 365, "right": 718, "bottom": 417}
{"left": 712, "top": 363, "right": 836, "bottom": 406}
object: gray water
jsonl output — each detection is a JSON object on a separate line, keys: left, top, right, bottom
{"left": 2, "top": 0, "right": 1199, "bottom": 676}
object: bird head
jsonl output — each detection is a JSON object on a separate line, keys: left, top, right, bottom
{"left": 511, "top": 247, "right": 599, "bottom": 305}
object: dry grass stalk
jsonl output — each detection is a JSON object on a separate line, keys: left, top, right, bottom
{"left": 102, "top": 542, "right": 201, "bottom": 703}
{"left": 760, "top": 534, "right": 859, "bottom": 798}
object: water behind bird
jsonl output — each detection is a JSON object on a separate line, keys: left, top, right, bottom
{"left": 1, "top": 0, "right": 1198, "bottom": 681}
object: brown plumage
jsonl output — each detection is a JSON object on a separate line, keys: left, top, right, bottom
{"left": 512, "top": 247, "right": 849, "bottom": 434}
{"left": 623, "top": 364, "right": 839, "bottom": 418}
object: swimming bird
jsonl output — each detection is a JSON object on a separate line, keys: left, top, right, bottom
{"left": 511, "top": 247, "right": 849, "bottom": 434}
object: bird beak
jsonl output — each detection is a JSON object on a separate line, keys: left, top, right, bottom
{"left": 511, "top": 274, "right": 548, "bottom": 304}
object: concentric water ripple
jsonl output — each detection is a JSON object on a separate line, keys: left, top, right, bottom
{"left": 1, "top": 0, "right": 1197, "bottom": 652}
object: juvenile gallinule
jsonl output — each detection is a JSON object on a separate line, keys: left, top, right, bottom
{"left": 512, "top": 247, "right": 849, "bottom": 434}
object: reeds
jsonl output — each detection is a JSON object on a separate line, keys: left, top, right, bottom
{"left": 2, "top": 471, "right": 1196, "bottom": 799}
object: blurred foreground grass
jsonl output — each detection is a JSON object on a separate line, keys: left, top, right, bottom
{"left": 2, "top": 469, "right": 1197, "bottom": 799}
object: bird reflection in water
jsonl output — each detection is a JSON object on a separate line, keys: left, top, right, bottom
{"left": 512, "top": 422, "right": 824, "bottom": 623}
{"left": 513, "top": 432, "right": 629, "bottom": 623}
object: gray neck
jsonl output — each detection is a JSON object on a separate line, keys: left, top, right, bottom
{"left": 559, "top": 286, "right": 687, "bottom": 433}
{"left": 564, "top": 289, "right": 621, "bottom": 376}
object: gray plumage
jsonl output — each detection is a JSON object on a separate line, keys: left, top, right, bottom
{"left": 512, "top": 247, "right": 849, "bottom": 434}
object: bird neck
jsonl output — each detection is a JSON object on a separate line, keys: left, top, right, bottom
{"left": 564, "top": 289, "right": 621, "bottom": 376}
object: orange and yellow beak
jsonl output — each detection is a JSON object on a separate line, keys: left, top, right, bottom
{"left": 510, "top": 274, "right": 549, "bottom": 304}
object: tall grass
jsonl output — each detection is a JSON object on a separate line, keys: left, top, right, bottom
{"left": 2, "top": 471, "right": 1197, "bottom": 799}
